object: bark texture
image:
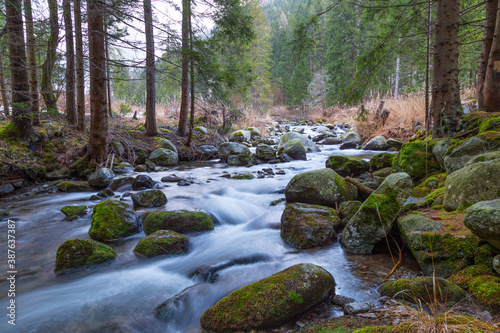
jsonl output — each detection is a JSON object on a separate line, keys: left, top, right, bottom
{"left": 24, "top": 0, "right": 40, "bottom": 125}
{"left": 178, "top": 0, "right": 190, "bottom": 137}
{"left": 40, "top": 0, "right": 59, "bottom": 114}
{"left": 0, "top": 51, "right": 9, "bottom": 117}
{"left": 75, "top": 0, "right": 85, "bottom": 131}
{"left": 144, "top": 0, "right": 157, "bottom": 136}
{"left": 484, "top": 1, "right": 500, "bottom": 112}
{"left": 64, "top": 0, "right": 76, "bottom": 125}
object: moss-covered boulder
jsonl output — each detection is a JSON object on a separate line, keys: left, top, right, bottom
{"left": 227, "top": 154, "right": 252, "bottom": 166}
{"left": 386, "top": 138, "right": 403, "bottom": 151}
{"left": 0, "top": 121, "right": 21, "bottom": 139}
{"left": 285, "top": 168, "right": 357, "bottom": 207}
{"left": 463, "top": 199, "right": 500, "bottom": 249}
{"left": 397, "top": 213, "right": 481, "bottom": 277}
{"left": 392, "top": 140, "right": 442, "bottom": 182}
{"left": 443, "top": 134, "right": 500, "bottom": 173}
{"left": 244, "top": 126, "right": 262, "bottom": 139}
{"left": 443, "top": 158, "right": 500, "bottom": 211}
{"left": 54, "top": 239, "right": 116, "bottom": 272}
{"left": 338, "top": 201, "right": 362, "bottom": 228}
{"left": 373, "top": 167, "right": 392, "bottom": 178}
{"left": 378, "top": 277, "right": 465, "bottom": 305}
{"left": 218, "top": 142, "right": 250, "bottom": 163}
{"left": 281, "top": 203, "right": 341, "bottom": 249}
{"left": 200, "top": 263, "right": 335, "bottom": 332}
{"left": 112, "top": 162, "right": 134, "bottom": 173}
{"left": 133, "top": 230, "right": 189, "bottom": 258}
{"left": 342, "top": 130, "right": 362, "bottom": 145}
{"left": 142, "top": 211, "right": 213, "bottom": 235}
{"left": 369, "top": 153, "right": 395, "bottom": 171}
{"left": 56, "top": 181, "right": 90, "bottom": 192}
{"left": 112, "top": 141, "right": 125, "bottom": 155}
{"left": 362, "top": 136, "right": 388, "bottom": 150}
{"left": 230, "top": 129, "right": 251, "bottom": 143}
{"left": 278, "top": 132, "right": 320, "bottom": 152}
{"left": 326, "top": 155, "right": 370, "bottom": 177}
{"left": 411, "top": 173, "right": 447, "bottom": 198}
{"left": 149, "top": 148, "right": 178, "bottom": 166}
{"left": 61, "top": 205, "right": 87, "bottom": 221}
{"left": 469, "top": 275, "right": 500, "bottom": 310}
{"left": 432, "top": 138, "right": 452, "bottom": 170}
{"left": 89, "top": 200, "right": 139, "bottom": 242}
{"left": 131, "top": 189, "right": 167, "bottom": 208}
{"left": 88, "top": 167, "right": 115, "bottom": 188}
{"left": 131, "top": 174, "right": 155, "bottom": 190}
{"left": 279, "top": 138, "right": 307, "bottom": 160}
{"left": 156, "top": 138, "right": 178, "bottom": 153}
{"left": 109, "top": 176, "right": 134, "bottom": 191}
{"left": 256, "top": 143, "right": 277, "bottom": 161}
{"left": 340, "top": 173, "right": 413, "bottom": 254}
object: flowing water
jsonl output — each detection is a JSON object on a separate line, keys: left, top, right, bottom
{"left": 0, "top": 126, "right": 419, "bottom": 332}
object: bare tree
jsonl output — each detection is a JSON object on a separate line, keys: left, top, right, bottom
{"left": 75, "top": 0, "right": 86, "bottom": 131}
{"left": 431, "top": 0, "right": 461, "bottom": 138}
{"left": 24, "top": 0, "right": 40, "bottom": 125}
{"left": 87, "top": 0, "right": 108, "bottom": 163}
{"left": 6, "top": 0, "right": 33, "bottom": 138}
{"left": 144, "top": 0, "right": 157, "bottom": 136}
{"left": 64, "top": 0, "right": 77, "bottom": 125}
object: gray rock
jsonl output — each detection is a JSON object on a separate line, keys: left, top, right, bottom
{"left": 443, "top": 136, "right": 499, "bottom": 173}
{"left": 0, "top": 183, "right": 14, "bottom": 195}
{"left": 339, "top": 142, "right": 358, "bottom": 150}
{"left": 340, "top": 173, "right": 413, "bottom": 254}
{"left": 194, "top": 126, "right": 208, "bottom": 135}
{"left": 432, "top": 138, "right": 452, "bottom": 170}
{"left": 279, "top": 138, "right": 307, "bottom": 160}
{"left": 343, "top": 303, "right": 372, "bottom": 315}
{"left": 325, "top": 155, "right": 370, "bottom": 177}
{"left": 198, "top": 145, "right": 218, "bottom": 160}
{"left": 342, "top": 130, "right": 362, "bottom": 145}
{"left": 88, "top": 168, "right": 115, "bottom": 188}
{"left": 386, "top": 138, "right": 403, "bottom": 150}
{"left": 149, "top": 148, "right": 178, "bottom": 166}
{"left": 285, "top": 168, "right": 357, "bottom": 207}
{"left": 244, "top": 127, "right": 262, "bottom": 139}
{"left": 132, "top": 175, "right": 155, "bottom": 190}
{"left": 112, "top": 141, "right": 125, "bottom": 155}
{"left": 218, "top": 142, "right": 250, "bottom": 163}
{"left": 134, "top": 165, "right": 148, "bottom": 172}
{"left": 464, "top": 151, "right": 500, "bottom": 168}
{"left": 443, "top": 159, "right": 500, "bottom": 211}
{"left": 112, "top": 162, "right": 134, "bottom": 173}
{"left": 228, "top": 154, "right": 251, "bottom": 166}
{"left": 338, "top": 201, "right": 362, "bottom": 228}
{"left": 464, "top": 199, "right": 500, "bottom": 249}
{"left": 131, "top": 190, "right": 167, "bottom": 208}
{"left": 494, "top": 255, "right": 500, "bottom": 275}
{"left": 363, "top": 136, "right": 388, "bottom": 150}
{"left": 145, "top": 159, "right": 157, "bottom": 171}
{"left": 319, "top": 137, "right": 342, "bottom": 145}
{"left": 256, "top": 144, "right": 277, "bottom": 161}
{"left": 156, "top": 138, "right": 178, "bottom": 153}
{"left": 278, "top": 132, "right": 320, "bottom": 152}
{"left": 231, "top": 129, "right": 252, "bottom": 143}
{"left": 161, "top": 174, "right": 184, "bottom": 182}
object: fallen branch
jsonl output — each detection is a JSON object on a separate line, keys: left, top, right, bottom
{"left": 345, "top": 176, "right": 374, "bottom": 196}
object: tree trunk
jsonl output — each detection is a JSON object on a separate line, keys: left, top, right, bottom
{"left": 105, "top": 24, "right": 113, "bottom": 118}
{"left": 0, "top": 51, "right": 9, "bottom": 117}
{"left": 144, "top": 0, "right": 157, "bottom": 136}
{"left": 483, "top": 1, "right": 500, "bottom": 112}
{"left": 477, "top": 0, "right": 498, "bottom": 110}
{"left": 74, "top": 0, "right": 85, "bottom": 131}
{"left": 41, "top": 0, "right": 59, "bottom": 114}
{"left": 87, "top": 0, "right": 108, "bottom": 164}
{"left": 394, "top": 56, "right": 400, "bottom": 100}
{"left": 24, "top": 0, "right": 40, "bottom": 125}
{"left": 63, "top": 0, "right": 76, "bottom": 125}
{"left": 431, "top": 0, "right": 461, "bottom": 138}
{"left": 6, "top": 0, "right": 33, "bottom": 138}
{"left": 425, "top": 0, "right": 432, "bottom": 132}
{"left": 187, "top": 11, "right": 194, "bottom": 146}
{"left": 178, "top": 0, "right": 190, "bottom": 137}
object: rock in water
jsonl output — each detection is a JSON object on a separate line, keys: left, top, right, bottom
{"left": 131, "top": 190, "right": 167, "bottom": 208}
{"left": 278, "top": 132, "right": 320, "bottom": 152}
{"left": 89, "top": 200, "right": 139, "bottom": 242}
{"left": 362, "top": 136, "right": 388, "bottom": 150}
{"left": 279, "top": 138, "right": 307, "bottom": 160}
{"left": 281, "top": 203, "right": 341, "bottom": 249}
{"left": 256, "top": 143, "right": 277, "bottom": 161}
{"left": 88, "top": 168, "right": 115, "bottom": 188}
{"left": 61, "top": 205, "right": 87, "bottom": 221}
{"left": 463, "top": 199, "right": 500, "bottom": 249}
{"left": 132, "top": 174, "right": 155, "bottom": 190}
{"left": 54, "top": 239, "right": 116, "bottom": 272}
{"left": 142, "top": 211, "right": 213, "bottom": 235}
{"left": 218, "top": 142, "right": 250, "bottom": 163}
{"left": 285, "top": 168, "right": 357, "bottom": 207}
{"left": 340, "top": 172, "right": 413, "bottom": 254}
{"left": 133, "top": 230, "right": 189, "bottom": 258}
{"left": 200, "top": 263, "right": 335, "bottom": 332}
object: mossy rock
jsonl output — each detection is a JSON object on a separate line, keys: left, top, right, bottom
{"left": 378, "top": 277, "right": 465, "bottom": 305}
{"left": 463, "top": 198, "right": 500, "bottom": 249}
{"left": 281, "top": 202, "right": 341, "bottom": 249}
{"left": 278, "top": 132, "right": 320, "bottom": 152}
{"left": 142, "top": 211, "right": 213, "bottom": 236}
{"left": 155, "top": 138, "right": 178, "bottom": 153}
{"left": 285, "top": 168, "right": 357, "bottom": 208}
{"left": 338, "top": 201, "right": 362, "bottom": 228}
{"left": 199, "top": 263, "right": 335, "bottom": 332}
{"left": 89, "top": 200, "right": 139, "bottom": 242}
{"left": 392, "top": 139, "right": 442, "bottom": 182}
{"left": 278, "top": 138, "right": 307, "bottom": 160}
{"left": 468, "top": 275, "right": 500, "bottom": 310}
{"left": 443, "top": 134, "right": 500, "bottom": 173}
{"left": 54, "top": 239, "right": 116, "bottom": 272}
{"left": 56, "top": 181, "right": 90, "bottom": 192}
{"left": 411, "top": 173, "right": 447, "bottom": 198}
{"left": 131, "top": 190, "right": 167, "bottom": 208}
{"left": 227, "top": 154, "right": 252, "bottom": 166}
{"left": 232, "top": 174, "right": 255, "bottom": 180}
{"left": 369, "top": 152, "right": 395, "bottom": 171}
{"left": 0, "top": 122, "right": 21, "bottom": 139}
{"left": 373, "top": 167, "right": 392, "bottom": 178}
{"left": 450, "top": 265, "right": 493, "bottom": 289}
{"left": 149, "top": 148, "right": 178, "bottom": 166}
{"left": 133, "top": 230, "right": 189, "bottom": 258}
{"left": 218, "top": 142, "right": 250, "bottom": 162}
{"left": 61, "top": 205, "right": 87, "bottom": 221}
{"left": 326, "top": 155, "right": 370, "bottom": 177}
{"left": 478, "top": 116, "right": 500, "bottom": 134}
{"left": 256, "top": 144, "right": 277, "bottom": 161}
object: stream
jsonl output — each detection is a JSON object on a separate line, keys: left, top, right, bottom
{"left": 0, "top": 125, "right": 419, "bottom": 332}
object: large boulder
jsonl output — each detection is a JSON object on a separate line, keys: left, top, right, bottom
{"left": 285, "top": 168, "right": 357, "bottom": 207}
{"left": 88, "top": 168, "right": 115, "bottom": 188}
{"left": 278, "top": 132, "right": 320, "bottom": 152}
{"left": 281, "top": 203, "right": 341, "bottom": 249}
{"left": 338, "top": 201, "right": 362, "bottom": 228}
{"left": 132, "top": 174, "right": 155, "bottom": 190}
{"left": 245, "top": 126, "right": 262, "bottom": 139}
{"left": 392, "top": 140, "right": 442, "bottom": 181}
{"left": 279, "top": 138, "right": 307, "bottom": 160}
{"left": 197, "top": 145, "right": 218, "bottom": 160}
{"left": 131, "top": 190, "right": 167, "bottom": 208}
{"left": 156, "top": 138, "right": 178, "bottom": 153}
{"left": 142, "top": 211, "right": 213, "bottom": 235}
{"left": 256, "top": 144, "right": 277, "bottom": 161}
{"left": 133, "top": 230, "right": 189, "bottom": 258}
{"left": 443, "top": 134, "right": 500, "bottom": 173}
{"left": 397, "top": 214, "right": 481, "bottom": 277}
{"left": 112, "top": 162, "right": 134, "bottom": 174}
{"left": 218, "top": 142, "right": 250, "bottom": 163}
{"left": 341, "top": 130, "right": 362, "bottom": 145}
{"left": 89, "top": 200, "right": 140, "bottom": 242}
{"left": 149, "top": 148, "right": 178, "bottom": 166}
{"left": 57, "top": 181, "right": 90, "bottom": 192}
{"left": 227, "top": 154, "right": 251, "bottom": 166}
{"left": 362, "top": 136, "right": 388, "bottom": 150}
{"left": 231, "top": 129, "right": 252, "bottom": 143}
{"left": 443, "top": 158, "right": 500, "bottom": 211}
{"left": 339, "top": 173, "right": 413, "bottom": 254}
{"left": 54, "top": 239, "right": 116, "bottom": 272}
{"left": 200, "top": 263, "right": 335, "bottom": 332}
{"left": 369, "top": 152, "right": 395, "bottom": 171}
{"left": 464, "top": 199, "right": 500, "bottom": 249}
{"left": 379, "top": 277, "right": 465, "bottom": 305}
{"left": 325, "top": 155, "right": 370, "bottom": 177}
{"left": 432, "top": 138, "right": 452, "bottom": 170}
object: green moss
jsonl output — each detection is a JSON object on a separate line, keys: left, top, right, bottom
{"left": 232, "top": 174, "right": 255, "bottom": 180}
{"left": 61, "top": 205, "right": 87, "bottom": 220}
{"left": 360, "top": 189, "right": 400, "bottom": 222}
{"left": 411, "top": 173, "right": 447, "bottom": 197}
{"left": 0, "top": 122, "right": 21, "bottom": 139}
{"left": 288, "top": 290, "right": 304, "bottom": 304}
{"left": 233, "top": 131, "right": 244, "bottom": 137}
{"left": 369, "top": 152, "right": 395, "bottom": 171}
{"left": 353, "top": 328, "right": 390, "bottom": 333}
{"left": 54, "top": 239, "right": 116, "bottom": 272}
{"left": 133, "top": 230, "right": 189, "bottom": 258}
{"left": 479, "top": 116, "right": 500, "bottom": 133}
{"left": 326, "top": 155, "right": 370, "bottom": 177}
{"left": 57, "top": 181, "right": 90, "bottom": 192}
{"left": 450, "top": 265, "right": 493, "bottom": 289}
{"left": 89, "top": 200, "right": 139, "bottom": 242}
{"left": 392, "top": 140, "right": 442, "bottom": 181}
{"left": 142, "top": 211, "right": 213, "bottom": 235}
{"left": 69, "top": 156, "right": 96, "bottom": 177}
{"left": 468, "top": 275, "right": 500, "bottom": 310}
